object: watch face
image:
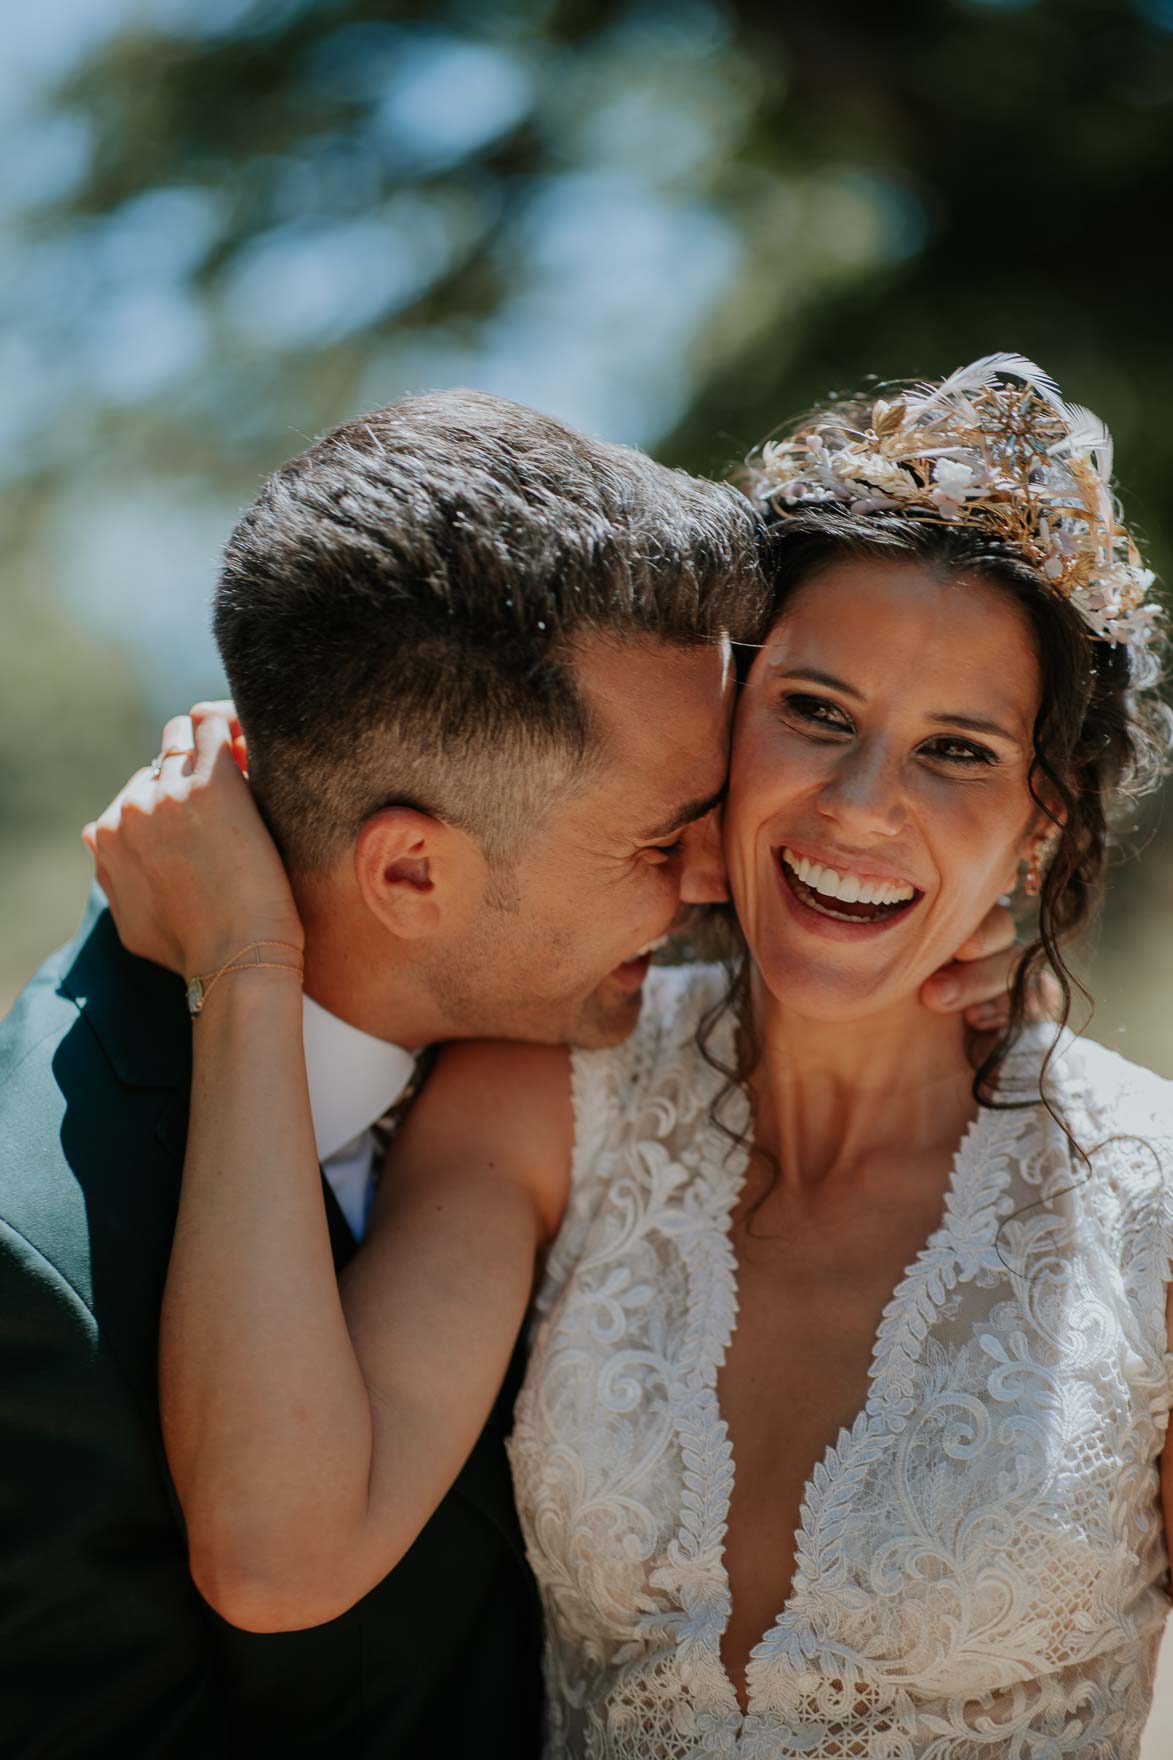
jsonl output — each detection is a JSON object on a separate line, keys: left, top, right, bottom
{"left": 186, "top": 976, "right": 206, "bottom": 1016}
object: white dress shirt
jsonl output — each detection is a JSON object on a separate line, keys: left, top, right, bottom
{"left": 302, "top": 994, "right": 416, "bottom": 1242}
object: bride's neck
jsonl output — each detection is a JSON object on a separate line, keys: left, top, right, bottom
{"left": 746, "top": 973, "right": 978, "bottom": 1191}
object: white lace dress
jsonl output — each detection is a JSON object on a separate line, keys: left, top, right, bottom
{"left": 508, "top": 965, "right": 1173, "bottom": 1758}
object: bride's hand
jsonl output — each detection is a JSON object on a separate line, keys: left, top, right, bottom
{"left": 83, "top": 705, "right": 303, "bottom": 979}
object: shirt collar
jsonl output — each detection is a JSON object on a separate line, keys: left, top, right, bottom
{"left": 302, "top": 993, "right": 417, "bottom": 1163}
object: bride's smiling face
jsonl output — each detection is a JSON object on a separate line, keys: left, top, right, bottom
{"left": 725, "top": 558, "right": 1045, "bottom": 1021}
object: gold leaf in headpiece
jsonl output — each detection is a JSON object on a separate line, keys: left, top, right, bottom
{"left": 746, "top": 355, "right": 1159, "bottom": 651}
{"left": 872, "top": 398, "right": 906, "bottom": 437}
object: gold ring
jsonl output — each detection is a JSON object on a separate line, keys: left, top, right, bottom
{"left": 150, "top": 747, "right": 195, "bottom": 780}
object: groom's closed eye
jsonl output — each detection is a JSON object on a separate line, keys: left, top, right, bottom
{"left": 642, "top": 838, "right": 685, "bottom": 865}
{"left": 638, "top": 787, "right": 726, "bottom": 846}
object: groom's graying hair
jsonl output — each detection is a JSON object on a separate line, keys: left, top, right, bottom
{"left": 214, "top": 389, "right": 767, "bottom": 872}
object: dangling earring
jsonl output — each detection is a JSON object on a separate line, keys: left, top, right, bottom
{"left": 1023, "top": 834, "right": 1052, "bottom": 897}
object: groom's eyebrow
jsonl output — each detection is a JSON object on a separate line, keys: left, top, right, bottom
{"left": 639, "top": 786, "right": 726, "bottom": 842}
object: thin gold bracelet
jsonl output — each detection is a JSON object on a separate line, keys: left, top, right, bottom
{"left": 185, "top": 940, "right": 304, "bottom": 1018}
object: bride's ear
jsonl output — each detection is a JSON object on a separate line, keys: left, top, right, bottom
{"left": 354, "top": 807, "right": 479, "bottom": 940}
{"left": 1013, "top": 800, "right": 1065, "bottom": 895}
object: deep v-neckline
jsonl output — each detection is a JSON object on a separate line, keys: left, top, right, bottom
{"left": 685, "top": 1097, "right": 992, "bottom": 1722}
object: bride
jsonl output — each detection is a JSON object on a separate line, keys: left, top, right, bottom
{"left": 91, "top": 358, "right": 1173, "bottom": 1756}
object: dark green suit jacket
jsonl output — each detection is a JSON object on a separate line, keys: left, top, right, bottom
{"left": 0, "top": 891, "right": 542, "bottom": 1758}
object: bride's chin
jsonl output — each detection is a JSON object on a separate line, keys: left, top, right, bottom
{"left": 746, "top": 940, "right": 910, "bottom": 1024}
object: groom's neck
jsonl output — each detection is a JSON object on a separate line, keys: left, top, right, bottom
{"left": 296, "top": 890, "right": 451, "bottom": 1052}
{"left": 301, "top": 938, "right": 450, "bottom": 1051}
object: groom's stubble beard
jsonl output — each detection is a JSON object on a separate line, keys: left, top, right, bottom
{"left": 421, "top": 885, "right": 727, "bottom": 1051}
{"left": 423, "top": 898, "right": 648, "bottom": 1051}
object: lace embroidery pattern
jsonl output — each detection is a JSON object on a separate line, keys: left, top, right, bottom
{"left": 509, "top": 968, "right": 1173, "bottom": 1757}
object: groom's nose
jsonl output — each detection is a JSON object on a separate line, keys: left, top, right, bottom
{"left": 678, "top": 808, "right": 729, "bottom": 905}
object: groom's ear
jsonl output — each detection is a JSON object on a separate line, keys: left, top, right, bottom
{"left": 355, "top": 807, "right": 477, "bottom": 940}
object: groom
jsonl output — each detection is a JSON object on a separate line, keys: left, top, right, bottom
{"left": 0, "top": 392, "right": 1016, "bottom": 1757}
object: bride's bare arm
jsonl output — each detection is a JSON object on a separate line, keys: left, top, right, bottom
{"left": 87, "top": 709, "right": 572, "bottom": 1633}
{"left": 164, "top": 989, "right": 570, "bottom": 1632}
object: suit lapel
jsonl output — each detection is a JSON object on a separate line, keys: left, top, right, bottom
{"left": 64, "top": 891, "right": 362, "bottom": 1252}
{"left": 61, "top": 889, "right": 193, "bottom": 1092}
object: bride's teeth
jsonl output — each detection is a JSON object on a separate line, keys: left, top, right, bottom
{"left": 782, "top": 847, "right": 916, "bottom": 912}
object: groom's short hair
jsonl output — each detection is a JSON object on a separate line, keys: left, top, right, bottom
{"left": 214, "top": 390, "right": 766, "bottom": 872}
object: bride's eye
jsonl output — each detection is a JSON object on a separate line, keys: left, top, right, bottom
{"left": 782, "top": 694, "right": 853, "bottom": 734}
{"left": 921, "top": 735, "right": 998, "bottom": 769}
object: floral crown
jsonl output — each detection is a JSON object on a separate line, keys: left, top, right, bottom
{"left": 748, "top": 353, "right": 1159, "bottom": 652}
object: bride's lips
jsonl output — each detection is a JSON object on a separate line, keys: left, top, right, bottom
{"left": 774, "top": 846, "right": 924, "bottom": 942}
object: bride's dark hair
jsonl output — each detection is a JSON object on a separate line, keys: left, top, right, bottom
{"left": 698, "top": 504, "right": 1171, "bottom": 1153}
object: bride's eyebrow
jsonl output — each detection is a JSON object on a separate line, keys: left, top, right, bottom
{"left": 773, "top": 666, "right": 864, "bottom": 701}
{"left": 926, "top": 711, "right": 1016, "bottom": 741}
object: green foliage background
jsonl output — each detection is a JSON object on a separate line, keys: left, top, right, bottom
{"left": 3, "top": 0, "right": 1172, "bottom": 1066}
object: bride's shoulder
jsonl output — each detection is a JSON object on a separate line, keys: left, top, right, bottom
{"left": 1041, "top": 1034, "right": 1173, "bottom": 1323}
{"left": 1028, "top": 1028, "right": 1173, "bottom": 1187}
{"left": 408, "top": 1039, "right": 574, "bottom": 1231}
{"left": 428, "top": 1035, "right": 570, "bottom": 1089}
{"left": 1035, "top": 1027, "right": 1162, "bottom": 1105}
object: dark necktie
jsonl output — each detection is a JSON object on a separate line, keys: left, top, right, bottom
{"left": 369, "top": 1045, "right": 438, "bottom": 1165}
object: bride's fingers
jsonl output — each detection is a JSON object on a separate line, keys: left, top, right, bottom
{"left": 156, "top": 714, "right": 196, "bottom": 779}
{"left": 85, "top": 770, "right": 157, "bottom": 860}
{"left": 190, "top": 701, "right": 248, "bottom": 773}
{"left": 190, "top": 698, "right": 242, "bottom": 741}
{"left": 191, "top": 707, "right": 236, "bottom": 782}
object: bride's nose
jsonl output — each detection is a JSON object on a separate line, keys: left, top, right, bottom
{"left": 678, "top": 808, "right": 729, "bottom": 906}
{"left": 816, "top": 740, "right": 907, "bottom": 839}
